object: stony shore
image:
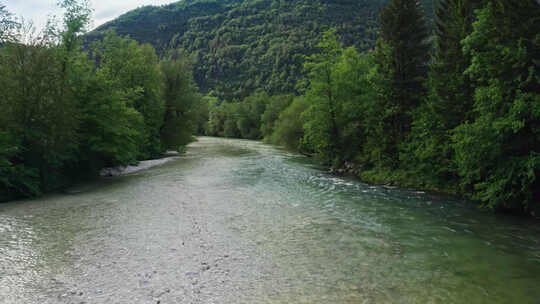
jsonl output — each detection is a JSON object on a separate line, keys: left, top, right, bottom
{"left": 100, "top": 151, "right": 180, "bottom": 177}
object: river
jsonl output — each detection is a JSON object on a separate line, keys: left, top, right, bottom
{"left": 1, "top": 137, "right": 540, "bottom": 303}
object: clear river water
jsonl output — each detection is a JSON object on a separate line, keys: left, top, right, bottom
{"left": 1, "top": 137, "right": 540, "bottom": 303}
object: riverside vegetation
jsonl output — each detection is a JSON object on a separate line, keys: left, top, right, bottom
{"left": 0, "top": 1, "right": 204, "bottom": 201}
{"left": 189, "top": 0, "right": 540, "bottom": 215}
{"left": 1, "top": 0, "right": 539, "bottom": 216}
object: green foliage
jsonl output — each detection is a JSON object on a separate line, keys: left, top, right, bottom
{"left": 261, "top": 94, "right": 293, "bottom": 141}
{"left": 193, "top": 96, "right": 211, "bottom": 135}
{"left": 91, "top": 31, "right": 166, "bottom": 159}
{"left": 0, "top": 132, "right": 40, "bottom": 199}
{"left": 300, "top": 31, "right": 376, "bottom": 163}
{"left": 452, "top": 0, "right": 540, "bottom": 211}
{"left": 235, "top": 91, "right": 269, "bottom": 139}
{"left": 331, "top": 49, "right": 376, "bottom": 162}
{"left": 87, "top": 0, "right": 437, "bottom": 100}
{"left": 160, "top": 50, "right": 202, "bottom": 149}
{"left": 206, "top": 91, "right": 269, "bottom": 139}
{"left": 0, "top": 33, "right": 81, "bottom": 192}
{"left": 301, "top": 29, "right": 343, "bottom": 162}
{"left": 403, "top": 0, "right": 480, "bottom": 187}
{"left": 80, "top": 70, "right": 145, "bottom": 167}
{"left": 371, "top": 0, "right": 430, "bottom": 167}
{"left": 0, "top": 2, "right": 18, "bottom": 43}
{"left": 3, "top": 0, "right": 539, "bottom": 215}
{"left": 269, "top": 96, "right": 311, "bottom": 152}
{"left": 0, "top": 1, "right": 201, "bottom": 200}
{"left": 203, "top": 0, "right": 538, "bottom": 214}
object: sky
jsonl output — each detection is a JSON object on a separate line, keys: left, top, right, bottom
{"left": 3, "top": 0, "right": 176, "bottom": 30}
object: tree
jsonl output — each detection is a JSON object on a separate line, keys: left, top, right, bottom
{"left": 270, "top": 96, "right": 311, "bottom": 152}
{"left": 0, "top": 132, "right": 40, "bottom": 199}
{"left": 236, "top": 91, "right": 269, "bottom": 140}
{"left": 453, "top": 0, "right": 540, "bottom": 211}
{"left": 0, "top": 2, "right": 18, "bottom": 43}
{"left": 0, "top": 0, "right": 93, "bottom": 193}
{"left": 404, "top": 0, "right": 481, "bottom": 187}
{"left": 302, "top": 28, "right": 343, "bottom": 163}
{"left": 160, "top": 50, "right": 202, "bottom": 149}
{"left": 331, "top": 48, "right": 375, "bottom": 162}
{"left": 373, "top": 0, "right": 430, "bottom": 167}
{"left": 79, "top": 73, "right": 145, "bottom": 167}
{"left": 261, "top": 94, "right": 294, "bottom": 141}
{"left": 88, "top": 31, "right": 166, "bottom": 160}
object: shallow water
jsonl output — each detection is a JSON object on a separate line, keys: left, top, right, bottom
{"left": 1, "top": 137, "right": 540, "bottom": 303}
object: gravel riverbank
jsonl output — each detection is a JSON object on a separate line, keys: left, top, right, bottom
{"left": 100, "top": 152, "right": 180, "bottom": 177}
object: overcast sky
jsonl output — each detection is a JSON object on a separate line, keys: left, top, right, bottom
{"left": 3, "top": 0, "right": 175, "bottom": 30}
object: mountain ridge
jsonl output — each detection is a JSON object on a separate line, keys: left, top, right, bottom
{"left": 87, "top": 0, "right": 437, "bottom": 99}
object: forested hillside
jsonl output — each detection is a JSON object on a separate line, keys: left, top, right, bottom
{"left": 87, "top": 0, "right": 436, "bottom": 99}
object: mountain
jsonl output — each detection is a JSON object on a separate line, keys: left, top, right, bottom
{"left": 87, "top": 0, "right": 437, "bottom": 99}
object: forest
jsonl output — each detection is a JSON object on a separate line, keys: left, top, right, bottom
{"left": 1, "top": 0, "right": 539, "bottom": 215}
{"left": 87, "top": 0, "right": 437, "bottom": 100}
{"left": 200, "top": 0, "right": 540, "bottom": 214}
{"left": 0, "top": 0, "right": 203, "bottom": 201}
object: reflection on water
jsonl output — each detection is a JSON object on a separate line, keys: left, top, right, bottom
{"left": 1, "top": 137, "right": 540, "bottom": 303}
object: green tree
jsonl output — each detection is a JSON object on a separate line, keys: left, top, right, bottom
{"left": 373, "top": 0, "right": 430, "bottom": 167}
{"left": 79, "top": 71, "right": 145, "bottom": 168}
{"left": 0, "top": 0, "right": 92, "bottom": 194}
{"left": 222, "top": 103, "right": 241, "bottom": 138}
{"left": 404, "top": 0, "right": 481, "bottom": 187}
{"left": 302, "top": 29, "right": 343, "bottom": 163}
{"left": 194, "top": 96, "right": 211, "bottom": 135}
{"left": 206, "top": 97, "right": 224, "bottom": 136}
{"left": 0, "top": 132, "right": 40, "bottom": 199}
{"left": 270, "top": 97, "right": 311, "bottom": 152}
{"left": 331, "top": 48, "right": 375, "bottom": 162}
{"left": 261, "top": 94, "right": 294, "bottom": 141}
{"left": 0, "top": 2, "right": 18, "bottom": 43}
{"left": 236, "top": 91, "right": 269, "bottom": 140}
{"left": 452, "top": 0, "right": 540, "bottom": 211}
{"left": 87, "top": 0, "right": 437, "bottom": 99}
{"left": 89, "top": 31, "right": 165, "bottom": 160}
{"left": 160, "top": 50, "right": 202, "bottom": 149}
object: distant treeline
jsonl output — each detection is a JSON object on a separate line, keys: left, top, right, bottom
{"left": 0, "top": 1, "right": 203, "bottom": 200}
{"left": 200, "top": 0, "right": 540, "bottom": 214}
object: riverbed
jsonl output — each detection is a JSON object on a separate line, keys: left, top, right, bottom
{"left": 1, "top": 137, "right": 540, "bottom": 303}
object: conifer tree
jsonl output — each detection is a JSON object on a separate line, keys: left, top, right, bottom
{"left": 404, "top": 0, "right": 481, "bottom": 186}
{"left": 372, "top": 0, "right": 430, "bottom": 166}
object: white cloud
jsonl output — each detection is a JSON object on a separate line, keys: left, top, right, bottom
{"left": 3, "top": 0, "right": 175, "bottom": 31}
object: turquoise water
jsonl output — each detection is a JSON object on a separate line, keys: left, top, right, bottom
{"left": 1, "top": 137, "right": 540, "bottom": 303}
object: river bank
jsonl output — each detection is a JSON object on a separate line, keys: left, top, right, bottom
{"left": 0, "top": 151, "right": 182, "bottom": 203}
{"left": 100, "top": 151, "right": 180, "bottom": 177}
{"left": 330, "top": 161, "right": 540, "bottom": 219}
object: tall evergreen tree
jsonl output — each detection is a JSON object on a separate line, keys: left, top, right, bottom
{"left": 430, "top": 0, "right": 480, "bottom": 125}
{"left": 404, "top": 0, "right": 481, "bottom": 187}
{"left": 372, "top": 0, "right": 430, "bottom": 166}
